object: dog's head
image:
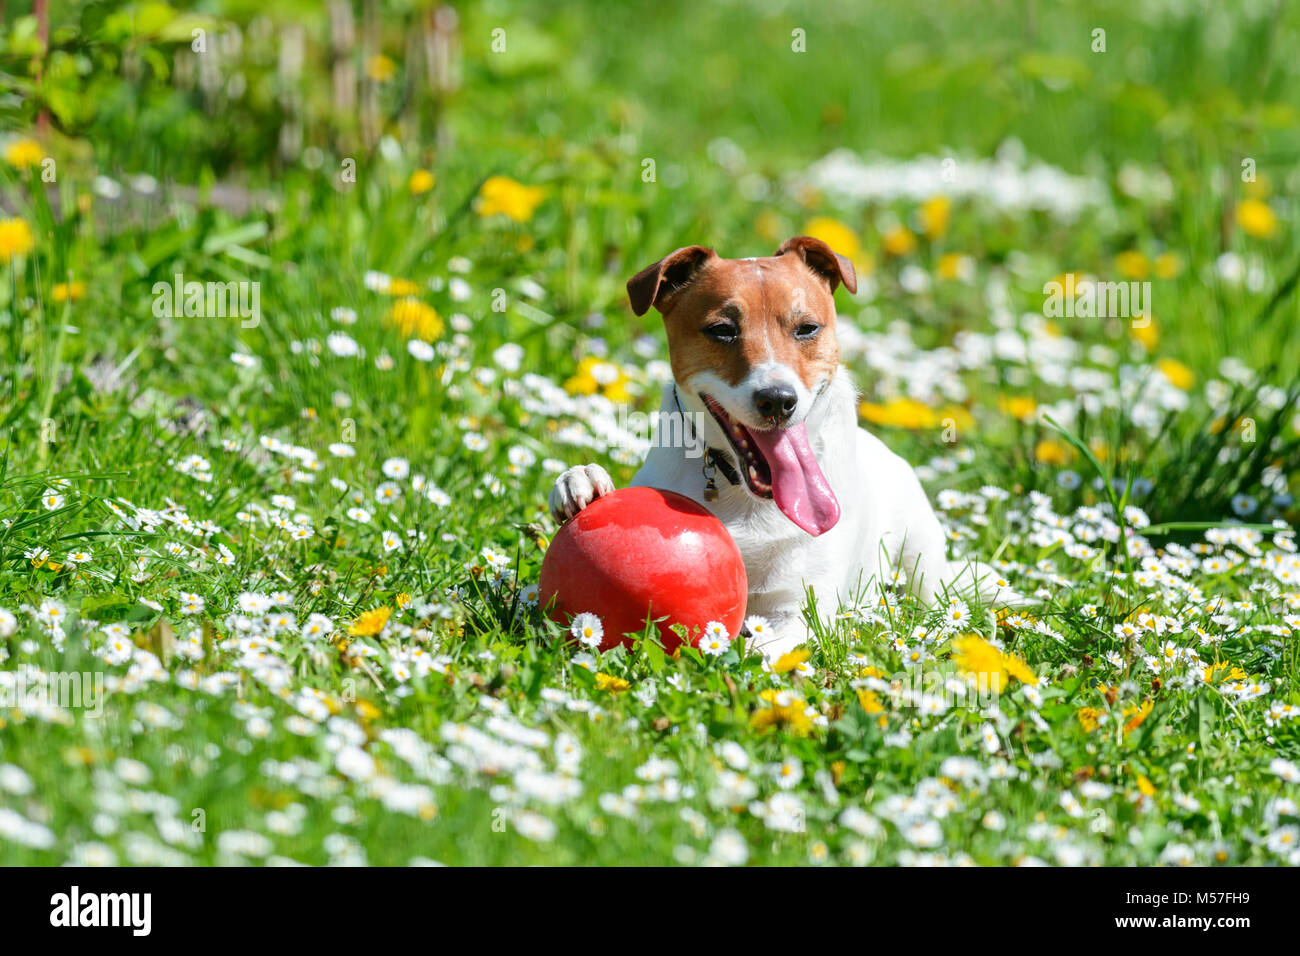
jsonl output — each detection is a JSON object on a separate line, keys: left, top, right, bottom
{"left": 627, "top": 236, "right": 856, "bottom": 536}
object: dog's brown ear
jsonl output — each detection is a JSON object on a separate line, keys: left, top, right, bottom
{"left": 774, "top": 236, "right": 857, "bottom": 295}
{"left": 627, "top": 245, "right": 715, "bottom": 316}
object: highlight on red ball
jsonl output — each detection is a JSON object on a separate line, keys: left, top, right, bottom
{"left": 539, "top": 487, "right": 748, "bottom": 652}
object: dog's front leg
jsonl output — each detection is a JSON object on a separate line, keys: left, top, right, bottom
{"left": 548, "top": 463, "right": 616, "bottom": 522}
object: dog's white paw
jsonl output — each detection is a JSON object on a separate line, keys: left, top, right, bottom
{"left": 548, "top": 464, "right": 615, "bottom": 523}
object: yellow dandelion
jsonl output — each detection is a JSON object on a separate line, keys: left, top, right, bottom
{"left": 859, "top": 398, "right": 934, "bottom": 429}
{"left": 998, "top": 395, "right": 1038, "bottom": 422}
{"left": 52, "top": 281, "right": 86, "bottom": 303}
{"left": 4, "top": 138, "right": 43, "bottom": 169}
{"left": 348, "top": 606, "right": 392, "bottom": 637}
{"left": 952, "top": 635, "right": 1008, "bottom": 688}
{"left": 476, "top": 175, "right": 547, "bottom": 223}
{"left": 952, "top": 635, "right": 1038, "bottom": 687}
{"left": 0, "top": 217, "right": 35, "bottom": 263}
{"left": 1131, "top": 316, "right": 1158, "bottom": 351}
{"left": 1001, "top": 652, "right": 1039, "bottom": 685}
{"left": 881, "top": 225, "right": 917, "bottom": 257}
{"left": 408, "top": 169, "right": 435, "bottom": 195}
{"left": 1155, "top": 357, "right": 1194, "bottom": 390}
{"left": 1077, "top": 707, "right": 1103, "bottom": 733}
{"left": 1122, "top": 700, "right": 1154, "bottom": 735}
{"left": 1115, "top": 250, "right": 1150, "bottom": 280}
{"left": 563, "top": 355, "right": 631, "bottom": 402}
{"left": 366, "top": 54, "right": 397, "bottom": 82}
{"left": 1153, "top": 252, "right": 1182, "bottom": 279}
{"left": 801, "top": 216, "right": 865, "bottom": 267}
{"left": 1201, "top": 660, "right": 1230, "bottom": 683}
{"left": 937, "top": 252, "right": 973, "bottom": 281}
{"left": 384, "top": 298, "right": 444, "bottom": 341}
{"left": 594, "top": 672, "right": 630, "bottom": 693}
{"left": 918, "top": 195, "right": 951, "bottom": 239}
{"left": 1034, "top": 439, "right": 1072, "bottom": 466}
{"left": 856, "top": 688, "right": 884, "bottom": 714}
{"left": 858, "top": 397, "right": 969, "bottom": 432}
{"left": 385, "top": 277, "right": 421, "bottom": 296}
{"left": 1236, "top": 199, "right": 1278, "bottom": 239}
{"left": 750, "top": 692, "right": 814, "bottom": 736}
{"left": 772, "top": 648, "right": 810, "bottom": 674}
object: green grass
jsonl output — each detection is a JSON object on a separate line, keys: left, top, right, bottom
{"left": 0, "top": 0, "right": 1298, "bottom": 865}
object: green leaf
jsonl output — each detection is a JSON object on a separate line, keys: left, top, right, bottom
{"left": 201, "top": 222, "right": 269, "bottom": 255}
{"left": 80, "top": 591, "right": 130, "bottom": 619}
{"left": 639, "top": 633, "right": 665, "bottom": 673}
{"left": 1144, "top": 521, "right": 1277, "bottom": 536}
{"left": 1197, "top": 693, "right": 1215, "bottom": 753}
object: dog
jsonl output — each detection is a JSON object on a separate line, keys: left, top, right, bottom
{"left": 549, "top": 236, "right": 1015, "bottom": 660}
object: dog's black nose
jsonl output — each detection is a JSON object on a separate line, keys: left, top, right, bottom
{"left": 754, "top": 385, "right": 798, "bottom": 423}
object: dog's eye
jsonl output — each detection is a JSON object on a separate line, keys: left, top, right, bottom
{"left": 794, "top": 323, "right": 822, "bottom": 340}
{"left": 703, "top": 323, "right": 738, "bottom": 343}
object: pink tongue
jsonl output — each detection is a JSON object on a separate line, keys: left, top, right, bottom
{"left": 748, "top": 422, "right": 841, "bottom": 536}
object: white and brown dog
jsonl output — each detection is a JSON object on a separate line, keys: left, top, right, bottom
{"left": 549, "top": 237, "right": 1013, "bottom": 659}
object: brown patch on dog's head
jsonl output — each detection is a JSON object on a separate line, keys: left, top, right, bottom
{"left": 627, "top": 237, "right": 854, "bottom": 393}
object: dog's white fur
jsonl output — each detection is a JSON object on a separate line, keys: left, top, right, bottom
{"left": 550, "top": 363, "right": 1015, "bottom": 660}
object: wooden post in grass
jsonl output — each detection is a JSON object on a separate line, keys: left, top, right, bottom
{"left": 401, "top": 12, "right": 421, "bottom": 147}
{"left": 426, "top": 6, "right": 461, "bottom": 152}
{"left": 197, "top": 22, "right": 222, "bottom": 114}
{"left": 361, "top": 0, "right": 380, "bottom": 149}
{"left": 34, "top": 0, "right": 49, "bottom": 132}
{"left": 331, "top": 0, "right": 357, "bottom": 154}
{"left": 278, "top": 22, "right": 305, "bottom": 164}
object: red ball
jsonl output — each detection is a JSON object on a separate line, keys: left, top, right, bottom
{"left": 540, "top": 487, "right": 748, "bottom": 652}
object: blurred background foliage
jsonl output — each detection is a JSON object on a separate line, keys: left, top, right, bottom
{"left": 4, "top": 1, "right": 1298, "bottom": 182}
{"left": 1, "top": 0, "right": 1298, "bottom": 524}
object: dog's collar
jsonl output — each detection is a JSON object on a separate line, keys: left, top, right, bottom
{"left": 706, "top": 447, "right": 741, "bottom": 487}
{"left": 673, "top": 385, "right": 740, "bottom": 497}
